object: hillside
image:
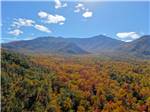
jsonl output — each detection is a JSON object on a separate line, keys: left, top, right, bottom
{"left": 2, "top": 37, "right": 88, "bottom": 55}
{"left": 118, "top": 35, "right": 150, "bottom": 58}
{"left": 1, "top": 49, "right": 150, "bottom": 112}
{"left": 2, "top": 35, "right": 150, "bottom": 58}
{"left": 67, "top": 35, "right": 124, "bottom": 53}
{"left": 2, "top": 35, "right": 123, "bottom": 54}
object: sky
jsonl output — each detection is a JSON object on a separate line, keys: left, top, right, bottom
{"left": 1, "top": 0, "right": 150, "bottom": 43}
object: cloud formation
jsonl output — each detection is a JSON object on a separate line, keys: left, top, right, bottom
{"left": 38, "top": 11, "right": 48, "bottom": 18}
{"left": 54, "top": 0, "right": 67, "bottom": 9}
{"left": 38, "top": 11, "right": 66, "bottom": 25}
{"left": 9, "top": 18, "right": 51, "bottom": 36}
{"left": 34, "top": 24, "right": 51, "bottom": 33}
{"left": 74, "top": 3, "right": 85, "bottom": 13}
{"left": 74, "top": 3, "right": 93, "bottom": 18}
{"left": 116, "top": 32, "right": 141, "bottom": 42}
{"left": 82, "top": 11, "right": 93, "bottom": 18}
{"left": 11, "top": 18, "right": 35, "bottom": 28}
{"left": 8, "top": 29, "right": 23, "bottom": 36}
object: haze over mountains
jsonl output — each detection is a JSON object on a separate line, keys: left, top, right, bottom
{"left": 2, "top": 35, "right": 150, "bottom": 59}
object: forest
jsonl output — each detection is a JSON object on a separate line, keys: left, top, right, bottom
{"left": 1, "top": 49, "right": 150, "bottom": 112}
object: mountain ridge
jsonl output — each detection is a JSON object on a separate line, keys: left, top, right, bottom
{"left": 118, "top": 35, "right": 150, "bottom": 58}
{"left": 2, "top": 35, "right": 150, "bottom": 58}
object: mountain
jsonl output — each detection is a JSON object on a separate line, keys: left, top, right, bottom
{"left": 2, "top": 35, "right": 150, "bottom": 58}
{"left": 118, "top": 35, "right": 150, "bottom": 58}
{"left": 2, "top": 35, "right": 124, "bottom": 55}
{"left": 2, "top": 37, "right": 88, "bottom": 55}
{"left": 67, "top": 35, "right": 124, "bottom": 53}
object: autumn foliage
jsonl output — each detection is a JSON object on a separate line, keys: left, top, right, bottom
{"left": 1, "top": 50, "right": 150, "bottom": 112}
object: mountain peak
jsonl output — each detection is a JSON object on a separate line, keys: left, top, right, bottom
{"left": 91, "top": 34, "right": 109, "bottom": 39}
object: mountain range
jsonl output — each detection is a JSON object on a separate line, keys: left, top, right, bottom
{"left": 2, "top": 35, "right": 150, "bottom": 59}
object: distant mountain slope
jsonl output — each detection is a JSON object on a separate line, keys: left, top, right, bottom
{"left": 67, "top": 35, "right": 124, "bottom": 53}
{"left": 118, "top": 35, "right": 150, "bottom": 58}
{"left": 2, "top": 37, "right": 88, "bottom": 55}
{"left": 2, "top": 35, "right": 124, "bottom": 54}
{"left": 2, "top": 35, "right": 150, "bottom": 58}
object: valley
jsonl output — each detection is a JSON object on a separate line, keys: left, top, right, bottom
{"left": 1, "top": 49, "right": 150, "bottom": 112}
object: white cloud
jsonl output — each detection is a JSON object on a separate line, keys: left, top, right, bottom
{"left": 9, "top": 12, "right": 65, "bottom": 36}
{"left": 47, "top": 14, "right": 66, "bottom": 24}
{"left": 74, "top": 3, "right": 85, "bottom": 13}
{"left": 82, "top": 11, "right": 93, "bottom": 18}
{"left": 47, "top": 15, "right": 66, "bottom": 23}
{"left": 116, "top": 32, "right": 141, "bottom": 42}
{"left": 54, "top": 0, "right": 67, "bottom": 9}
{"left": 38, "top": 11, "right": 66, "bottom": 24}
{"left": 38, "top": 11, "right": 48, "bottom": 18}
{"left": 59, "top": 22, "right": 64, "bottom": 25}
{"left": 9, "top": 17, "right": 52, "bottom": 36}
{"left": 34, "top": 24, "right": 51, "bottom": 33}
{"left": 74, "top": 3, "right": 93, "bottom": 18}
{"left": 12, "top": 18, "right": 35, "bottom": 28}
{"left": 8, "top": 29, "right": 23, "bottom": 36}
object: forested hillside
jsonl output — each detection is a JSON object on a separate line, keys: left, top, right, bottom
{"left": 1, "top": 50, "right": 150, "bottom": 112}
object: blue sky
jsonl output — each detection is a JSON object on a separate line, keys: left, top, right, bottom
{"left": 1, "top": 0, "right": 150, "bottom": 43}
